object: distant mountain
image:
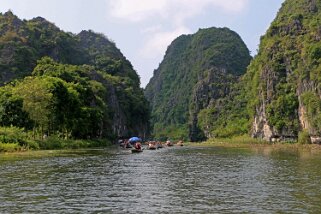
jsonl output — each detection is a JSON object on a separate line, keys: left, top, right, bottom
{"left": 245, "top": 0, "right": 321, "bottom": 142}
{"left": 0, "top": 11, "right": 149, "bottom": 139}
{"left": 145, "top": 27, "right": 251, "bottom": 141}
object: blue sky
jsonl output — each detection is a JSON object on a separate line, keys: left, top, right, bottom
{"left": 0, "top": 0, "right": 284, "bottom": 87}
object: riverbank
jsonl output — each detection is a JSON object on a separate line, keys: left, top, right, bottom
{"left": 0, "top": 148, "right": 113, "bottom": 163}
{"left": 0, "top": 137, "right": 112, "bottom": 153}
{"left": 187, "top": 136, "right": 321, "bottom": 156}
{"left": 0, "top": 126, "right": 113, "bottom": 153}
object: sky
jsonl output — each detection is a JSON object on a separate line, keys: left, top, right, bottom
{"left": 0, "top": 0, "right": 285, "bottom": 87}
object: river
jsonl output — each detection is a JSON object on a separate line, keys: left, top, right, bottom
{"left": 1, "top": 145, "right": 321, "bottom": 213}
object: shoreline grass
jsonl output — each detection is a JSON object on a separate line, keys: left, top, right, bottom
{"left": 0, "top": 147, "right": 116, "bottom": 162}
{"left": 0, "top": 126, "right": 114, "bottom": 153}
{"left": 0, "top": 137, "right": 113, "bottom": 153}
{"left": 185, "top": 136, "right": 321, "bottom": 157}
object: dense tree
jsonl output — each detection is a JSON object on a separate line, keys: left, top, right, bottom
{"left": 0, "top": 12, "right": 150, "bottom": 142}
{"left": 0, "top": 87, "right": 31, "bottom": 128}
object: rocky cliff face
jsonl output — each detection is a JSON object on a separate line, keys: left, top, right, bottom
{"left": 189, "top": 68, "right": 239, "bottom": 141}
{"left": 246, "top": 0, "right": 321, "bottom": 142}
{"left": 145, "top": 27, "right": 251, "bottom": 141}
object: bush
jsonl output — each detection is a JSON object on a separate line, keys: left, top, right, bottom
{"left": 37, "top": 136, "right": 111, "bottom": 150}
{"left": 38, "top": 136, "right": 63, "bottom": 150}
{"left": 25, "top": 140, "right": 40, "bottom": 150}
{"left": 0, "top": 126, "right": 28, "bottom": 146}
{"left": 301, "top": 92, "right": 321, "bottom": 134}
{"left": 0, "top": 142, "right": 20, "bottom": 152}
{"left": 298, "top": 130, "right": 311, "bottom": 144}
{"left": 153, "top": 124, "right": 189, "bottom": 141}
{"left": 208, "top": 135, "right": 268, "bottom": 144}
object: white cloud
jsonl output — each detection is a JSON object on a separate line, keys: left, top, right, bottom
{"left": 140, "top": 26, "right": 191, "bottom": 59}
{"left": 108, "top": 0, "right": 249, "bottom": 59}
{"left": 141, "top": 25, "right": 163, "bottom": 34}
{"left": 107, "top": 0, "right": 249, "bottom": 85}
{"left": 171, "top": 0, "right": 248, "bottom": 25}
{"left": 108, "top": 0, "right": 249, "bottom": 23}
{"left": 108, "top": 0, "right": 167, "bottom": 22}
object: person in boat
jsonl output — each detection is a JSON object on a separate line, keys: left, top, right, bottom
{"left": 166, "top": 140, "right": 173, "bottom": 146}
{"left": 177, "top": 140, "right": 184, "bottom": 146}
{"left": 120, "top": 139, "right": 131, "bottom": 148}
{"left": 134, "top": 142, "right": 142, "bottom": 150}
{"left": 148, "top": 141, "right": 157, "bottom": 150}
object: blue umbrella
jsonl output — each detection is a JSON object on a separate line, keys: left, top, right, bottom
{"left": 129, "top": 137, "right": 142, "bottom": 144}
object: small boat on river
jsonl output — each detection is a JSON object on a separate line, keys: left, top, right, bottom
{"left": 165, "top": 140, "right": 173, "bottom": 147}
{"left": 176, "top": 141, "right": 184, "bottom": 146}
{"left": 132, "top": 142, "right": 143, "bottom": 153}
{"left": 148, "top": 142, "right": 157, "bottom": 150}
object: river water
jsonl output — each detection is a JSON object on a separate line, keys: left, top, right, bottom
{"left": 1, "top": 145, "right": 321, "bottom": 213}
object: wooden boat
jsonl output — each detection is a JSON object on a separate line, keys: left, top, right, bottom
{"left": 131, "top": 149, "right": 143, "bottom": 153}
{"left": 165, "top": 141, "right": 173, "bottom": 147}
{"left": 148, "top": 144, "right": 157, "bottom": 150}
{"left": 176, "top": 141, "right": 184, "bottom": 146}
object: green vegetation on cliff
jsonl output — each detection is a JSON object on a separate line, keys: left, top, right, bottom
{"left": 145, "top": 0, "right": 321, "bottom": 143}
{"left": 145, "top": 27, "right": 251, "bottom": 141}
{"left": 245, "top": 0, "right": 321, "bottom": 140}
{"left": 0, "top": 11, "right": 149, "bottom": 150}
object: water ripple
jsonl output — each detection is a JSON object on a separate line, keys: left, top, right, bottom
{"left": 1, "top": 146, "right": 321, "bottom": 213}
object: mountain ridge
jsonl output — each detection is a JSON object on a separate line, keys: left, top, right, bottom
{"left": 0, "top": 11, "right": 149, "bottom": 140}
{"left": 145, "top": 27, "right": 252, "bottom": 141}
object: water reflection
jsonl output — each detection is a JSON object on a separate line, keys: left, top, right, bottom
{"left": 0, "top": 146, "right": 321, "bottom": 213}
